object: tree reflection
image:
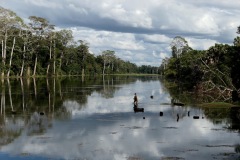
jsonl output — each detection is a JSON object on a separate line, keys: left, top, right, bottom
{"left": 27, "top": 112, "right": 50, "bottom": 136}
{"left": 202, "top": 107, "right": 240, "bottom": 132}
{"left": 0, "top": 104, "right": 22, "bottom": 147}
{"left": 161, "top": 78, "right": 240, "bottom": 133}
{"left": 1, "top": 80, "right": 6, "bottom": 115}
{"left": 0, "top": 76, "right": 140, "bottom": 126}
{"left": 228, "top": 107, "right": 240, "bottom": 132}
{"left": 0, "top": 76, "right": 239, "bottom": 159}
{"left": 100, "top": 75, "right": 116, "bottom": 99}
{"left": 235, "top": 144, "right": 240, "bottom": 153}
{"left": 0, "top": 76, "right": 159, "bottom": 149}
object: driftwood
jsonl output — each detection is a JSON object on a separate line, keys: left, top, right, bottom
{"left": 173, "top": 102, "right": 184, "bottom": 106}
{"left": 133, "top": 107, "right": 144, "bottom": 112}
{"left": 171, "top": 99, "right": 184, "bottom": 106}
{"left": 133, "top": 104, "right": 144, "bottom": 112}
{"left": 193, "top": 116, "right": 199, "bottom": 119}
{"left": 159, "top": 112, "right": 163, "bottom": 116}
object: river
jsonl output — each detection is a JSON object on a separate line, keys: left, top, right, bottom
{"left": 0, "top": 76, "right": 239, "bottom": 160}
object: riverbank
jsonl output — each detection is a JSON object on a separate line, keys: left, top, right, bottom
{"left": 199, "top": 102, "right": 240, "bottom": 108}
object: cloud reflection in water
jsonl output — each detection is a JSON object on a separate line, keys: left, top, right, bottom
{"left": 0, "top": 80, "right": 239, "bottom": 160}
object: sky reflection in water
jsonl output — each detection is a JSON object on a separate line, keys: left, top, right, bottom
{"left": 0, "top": 77, "right": 239, "bottom": 160}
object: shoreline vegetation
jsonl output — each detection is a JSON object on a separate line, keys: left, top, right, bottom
{"left": 199, "top": 102, "right": 238, "bottom": 108}
{"left": 159, "top": 33, "right": 240, "bottom": 105}
{"left": 0, "top": 73, "right": 160, "bottom": 79}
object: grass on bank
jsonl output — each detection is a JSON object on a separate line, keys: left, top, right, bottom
{"left": 199, "top": 102, "right": 238, "bottom": 108}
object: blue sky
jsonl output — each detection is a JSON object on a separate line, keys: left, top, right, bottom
{"left": 1, "top": 0, "right": 240, "bottom": 66}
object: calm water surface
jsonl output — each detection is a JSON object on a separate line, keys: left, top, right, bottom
{"left": 0, "top": 76, "right": 239, "bottom": 160}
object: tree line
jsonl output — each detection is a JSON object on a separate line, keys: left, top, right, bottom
{"left": 0, "top": 6, "right": 159, "bottom": 78}
{"left": 160, "top": 31, "right": 240, "bottom": 102}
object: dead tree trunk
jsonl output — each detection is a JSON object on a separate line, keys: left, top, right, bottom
{"left": 7, "top": 37, "right": 16, "bottom": 77}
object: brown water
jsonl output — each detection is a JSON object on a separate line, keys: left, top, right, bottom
{"left": 0, "top": 76, "right": 239, "bottom": 160}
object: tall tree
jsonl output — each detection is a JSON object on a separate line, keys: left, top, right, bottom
{"left": 170, "top": 36, "right": 190, "bottom": 58}
{"left": 7, "top": 36, "right": 15, "bottom": 77}
{"left": 46, "top": 31, "right": 56, "bottom": 76}
{"left": 28, "top": 16, "right": 54, "bottom": 76}
{"left": 101, "top": 50, "right": 115, "bottom": 75}
{"left": 0, "top": 7, "right": 24, "bottom": 77}
{"left": 233, "top": 37, "right": 240, "bottom": 46}
{"left": 77, "top": 40, "right": 89, "bottom": 76}
{"left": 55, "top": 29, "right": 73, "bottom": 75}
{"left": 18, "top": 25, "right": 33, "bottom": 77}
{"left": 231, "top": 26, "right": 240, "bottom": 92}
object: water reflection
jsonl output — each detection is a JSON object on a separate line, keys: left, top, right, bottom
{"left": 0, "top": 76, "right": 239, "bottom": 160}
{"left": 27, "top": 112, "right": 51, "bottom": 136}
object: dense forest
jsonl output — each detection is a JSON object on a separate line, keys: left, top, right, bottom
{"left": 159, "top": 31, "right": 240, "bottom": 102}
{"left": 0, "top": 6, "right": 159, "bottom": 78}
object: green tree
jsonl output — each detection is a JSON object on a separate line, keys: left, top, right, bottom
{"left": 18, "top": 25, "right": 33, "bottom": 77}
{"left": 233, "top": 36, "right": 240, "bottom": 46}
{"left": 77, "top": 40, "right": 90, "bottom": 76}
{"left": 55, "top": 29, "right": 73, "bottom": 75}
{"left": 231, "top": 26, "right": 240, "bottom": 91}
{"left": 28, "top": 16, "right": 54, "bottom": 76}
{"left": 62, "top": 43, "right": 78, "bottom": 75}
{"left": 201, "top": 44, "right": 234, "bottom": 90}
{"left": 101, "top": 50, "right": 115, "bottom": 75}
{"left": 170, "top": 36, "right": 191, "bottom": 58}
{"left": 0, "top": 7, "right": 24, "bottom": 78}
